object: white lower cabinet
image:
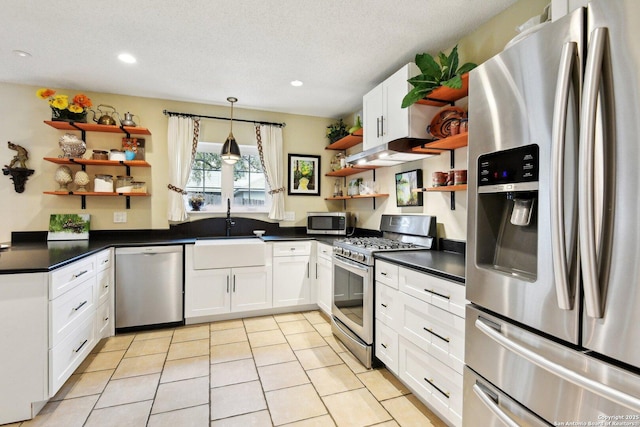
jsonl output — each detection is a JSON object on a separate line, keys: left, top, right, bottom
{"left": 375, "top": 318, "right": 399, "bottom": 373}
{"left": 399, "top": 336, "right": 463, "bottom": 427}
{"left": 185, "top": 266, "right": 272, "bottom": 317}
{"left": 315, "top": 242, "right": 333, "bottom": 315}
{"left": 272, "top": 241, "right": 313, "bottom": 308}
{"left": 374, "top": 260, "right": 465, "bottom": 427}
{"left": 49, "top": 315, "right": 95, "bottom": 394}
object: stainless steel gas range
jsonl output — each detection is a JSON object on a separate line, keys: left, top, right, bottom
{"left": 331, "top": 214, "right": 437, "bottom": 368}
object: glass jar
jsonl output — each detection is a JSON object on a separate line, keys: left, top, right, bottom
{"left": 94, "top": 174, "right": 113, "bottom": 192}
{"left": 131, "top": 181, "right": 147, "bottom": 193}
{"left": 115, "top": 175, "right": 133, "bottom": 193}
{"left": 92, "top": 149, "right": 108, "bottom": 160}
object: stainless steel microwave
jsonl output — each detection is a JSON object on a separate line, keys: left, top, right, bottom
{"left": 306, "top": 212, "right": 349, "bottom": 235}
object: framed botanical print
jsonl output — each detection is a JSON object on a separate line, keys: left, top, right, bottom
{"left": 395, "top": 169, "right": 423, "bottom": 207}
{"left": 288, "top": 154, "right": 321, "bottom": 196}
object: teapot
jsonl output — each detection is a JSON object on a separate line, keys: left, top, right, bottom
{"left": 119, "top": 112, "right": 139, "bottom": 127}
{"left": 90, "top": 104, "right": 118, "bottom": 126}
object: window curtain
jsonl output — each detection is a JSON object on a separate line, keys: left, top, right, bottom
{"left": 256, "top": 125, "right": 285, "bottom": 220}
{"left": 167, "top": 116, "right": 200, "bottom": 222}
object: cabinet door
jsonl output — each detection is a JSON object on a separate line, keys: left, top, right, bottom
{"left": 273, "top": 255, "right": 312, "bottom": 307}
{"left": 375, "top": 319, "right": 399, "bottom": 374}
{"left": 363, "top": 83, "right": 384, "bottom": 150}
{"left": 382, "top": 64, "right": 412, "bottom": 143}
{"left": 185, "top": 268, "right": 231, "bottom": 318}
{"left": 316, "top": 255, "right": 332, "bottom": 315}
{"left": 231, "top": 266, "right": 272, "bottom": 312}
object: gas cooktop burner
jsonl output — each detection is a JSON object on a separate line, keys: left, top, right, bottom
{"left": 338, "top": 237, "right": 423, "bottom": 250}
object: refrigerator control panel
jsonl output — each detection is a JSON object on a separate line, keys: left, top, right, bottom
{"left": 478, "top": 144, "right": 539, "bottom": 186}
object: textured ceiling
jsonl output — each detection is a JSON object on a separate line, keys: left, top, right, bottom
{"left": 1, "top": 0, "right": 517, "bottom": 118}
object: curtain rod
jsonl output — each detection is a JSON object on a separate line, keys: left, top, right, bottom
{"left": 162, "top": 109, "right": 286, "bottom": 128}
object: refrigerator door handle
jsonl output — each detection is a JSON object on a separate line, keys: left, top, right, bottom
{"left": 551, "top": 41, "right": 579, "bottom": 310}
{"left": 475, "top": 317, "right": 640, "bottom": 412}
{"left": 579, "top": 27, "right": 611, "bottom": 319}
{"left": 472, "top": 384, "right": 520, "bottom": 427}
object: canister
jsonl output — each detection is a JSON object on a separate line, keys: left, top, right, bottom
{"left": 109, "top": 149, "right": 126, "bottom": 161}
{"left": 94, "top": 174, "right": 113, "bottom": 192}
{"left": 92, "top": 150, "right": 108, "bottom": 160}
{"left": 115, "top": 175, "right": 133, "bottom": 193}
{"left": 131, "top": 181, "right": 147, "bottom": 193}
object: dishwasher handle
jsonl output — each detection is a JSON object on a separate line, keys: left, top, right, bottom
{"left": 115, "top": 245, "right": 184, "bottom": 256}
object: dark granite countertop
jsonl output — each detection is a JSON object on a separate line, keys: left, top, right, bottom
{"left": 374, "top": 249, "right": 465, "bottom": 284}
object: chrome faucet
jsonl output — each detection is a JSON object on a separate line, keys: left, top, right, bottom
{"left": 225, "top": 198, "right": 235, "bottom": 236}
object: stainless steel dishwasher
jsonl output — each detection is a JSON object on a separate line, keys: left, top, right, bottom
{"left": 115, "top": 245, "right": 184, "bottom": 330}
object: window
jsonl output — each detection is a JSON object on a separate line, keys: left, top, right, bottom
{"left": 185, "top": 142, "right": 271, "bottom": 213}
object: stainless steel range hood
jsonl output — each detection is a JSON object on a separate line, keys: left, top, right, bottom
{"left": 345, "top": 138, "right": 435, "bottom": 167}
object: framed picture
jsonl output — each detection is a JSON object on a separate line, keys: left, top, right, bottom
{"left": 395, "top": 169, "right": 423, "bottom": 207}
{"left": 288, "top": 154, "right": 321, "bottom": 196}
{"left": 47, "top": 213, "right": 90, "bottom": 240}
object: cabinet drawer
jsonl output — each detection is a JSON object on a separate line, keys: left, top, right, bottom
{"left": 399, "top": 292, "right": 465, "bottom": 374}
{"left": 398, "top": 336, "right": 462, "bottom": 427}
{"left": 375, "top": 319, "right": 398, "bottom": 374}
{"left": 50, "top": 277, "right": 95, "bottom": 348}
{"left": 375, "top": 282, "right": 401, "bottom": 329}
{"left": 96, "top": 268, "right": 112, "bottom": 306}
{"left": 273, "top": 241, "right": 312, "bottom": 257}
{"left": 50, "top": 257, "right": 96, "bottom": 300}
{"left": 316, "top": 243, "right": 333, "bottom": 261}
{"left": 96, "top": 299, "right": 111, "bottom": 340}
{"left": 49, "top": 315, "right": 95, "bottom": 396}
{"left": 95, "top": 249, "right": 112, "bottom": 272}
{"left": 399, "top": 267, "right": 466, "bottom": 318}
{"left": 375, "top": 260, "right": 399, "bottom": 289}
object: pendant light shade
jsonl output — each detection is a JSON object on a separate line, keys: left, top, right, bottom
{"left": 221, "top": 97, "right": 241, "bottom": 164}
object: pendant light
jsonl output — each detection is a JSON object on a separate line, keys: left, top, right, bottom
{"left": 220, "top": 97, "right": 241, "bottom": 164}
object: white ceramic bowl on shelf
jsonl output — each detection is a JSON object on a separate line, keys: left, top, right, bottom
{"left": 253, "top": 230, "right": 266, "bottom": 237}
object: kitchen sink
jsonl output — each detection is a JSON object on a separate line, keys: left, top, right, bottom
{"left": 193, "top": 237, "right": 266, "bottom": 269}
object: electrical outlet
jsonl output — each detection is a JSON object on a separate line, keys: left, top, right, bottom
{"left": 113, "top": 212, "right": 127, "bottom": 223}
{"left": 284, "top": 211, "right": 295, "bottom": 221}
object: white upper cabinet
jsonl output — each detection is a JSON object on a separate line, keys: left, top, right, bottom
{"left": 362, "top": 63, "right": 431, "bottom": 151}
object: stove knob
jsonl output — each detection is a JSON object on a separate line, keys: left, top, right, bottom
{"left": 333, "top": 247, "right": 342, "bottom": 255}
{"left": 356, "top": 253, "right": 365, "bottom": 262}
{"left": 343, "top": 249, "right": 351, "bottom": 257}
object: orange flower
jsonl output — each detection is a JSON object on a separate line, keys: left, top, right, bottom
{"left": 36, "top": 88, "right": 56, "bottom": 99}
{"left": 72, "top": 94, "right": 92, "bottom": 108}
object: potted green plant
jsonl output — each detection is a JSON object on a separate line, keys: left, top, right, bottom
{"left": 401, "top": 45, "right": 477, "bottom": 108}
{"left": 326, "top": 118, "right": 349, "bottom": 144}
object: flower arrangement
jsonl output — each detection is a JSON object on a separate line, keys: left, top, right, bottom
{"left": 189, "top": 194, "right": 205, "bottom": 211}
{"left": 37, "top": 88, "right": 92, "bottom": 122}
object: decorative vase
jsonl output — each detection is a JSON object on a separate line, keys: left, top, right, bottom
{"left": 189, "top": 197, "right": 204, "bottom": 211}
{"left": 54, "top": 166, "right": 73, "bottom": 190}
{"left": 58, "top": 133, "right": 86, "bottom": 158}
{"left": 73, "top": 171, "right": 90, "bottom": 192}
{"left": 51, "top": 107, "right": 88, "bottom": 123}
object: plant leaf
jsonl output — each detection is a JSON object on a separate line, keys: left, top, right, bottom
{"left": 442, "top": 75, "right": 463, "bottom": 89}
{"left": 457, "top": 62, "right": 477, "bottom": 75}
{"left": 448, "top": 45, "right": 459, "bottom": 80}
{"left": 407, "top": 75, "right": 439, "bottom": 87}
{"left": 401, "top": 87, "right": 432, "bottom": 108}
{"left": 415, "top": 53, "right": 442, "bottom": 80}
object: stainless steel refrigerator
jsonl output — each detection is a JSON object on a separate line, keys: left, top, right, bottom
{"left": 465, "top": 1, "right": 640, "bottom": 424}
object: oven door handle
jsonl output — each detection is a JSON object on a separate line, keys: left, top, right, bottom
{"left": 333, "top": 255, "right": 369, "bottom": 272}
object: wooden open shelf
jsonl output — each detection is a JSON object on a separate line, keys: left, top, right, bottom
{"left": 416, "top": 73, "right": 469, "bottom": 107}
{"left": 44, "top": 121, "right": 151, "bottom": 135}
{"left": 412, "top": 133, "right": 468, "bottom": 154}
{"left": 44, "top": 191, "right": 149, "bottom": 197}
{"left": 413, "top": 184, "right": 467, "bottom": 192}
{"left": 326, "top": 128, "right": 363, "bottom": 150}
{"left": 43, "top": 157, "right": 151, "bottom": 168}
{"left": 326, "top": 166, "right": 377, "bottom": 177}
{"left": 325, "top": 193, "right": 388, "bottom": 201}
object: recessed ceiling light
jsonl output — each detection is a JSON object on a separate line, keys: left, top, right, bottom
{"left": 290, "top": 80, "right": 303, "bottom": 87}
{"left": 12, "top": 50, "right": 32, "bottom": 58}
{"left": 118, "top": 53, "right": 137, "bottom": 64}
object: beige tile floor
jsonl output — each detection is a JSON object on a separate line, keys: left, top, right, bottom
{"left": 7, "top": 311, "right": 447, "bottom": 427}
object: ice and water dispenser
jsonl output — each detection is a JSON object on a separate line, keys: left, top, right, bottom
{"left": 475, "top": 145, "right": 539, "bottom": 280}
